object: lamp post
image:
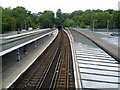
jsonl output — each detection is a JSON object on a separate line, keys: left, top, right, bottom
{"left": 107, "top": 21, "right": 110, "bottom": 33}
{"left": 93, "top": 20, "right": 97, "bottom": 31}
{"left": 25, "top": 20, "right": 26, "bottom": 30}
{"left": 114, "top": 22, "right": 116, "bottom": 29}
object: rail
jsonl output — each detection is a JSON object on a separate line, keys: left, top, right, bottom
{"left": 8, "top": 30, "right": 75, "bottom": 89}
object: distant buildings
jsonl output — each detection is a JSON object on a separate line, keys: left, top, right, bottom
{"left": 118, "top": 1, "right": 120, "bottom": 11}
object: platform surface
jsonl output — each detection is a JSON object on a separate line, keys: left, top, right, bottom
{"left": 74, "top": 28, "right": 120, "bottom": 61}
{"left": 69, "top": 29, "right": 120, "bottom": 89}
{"left": 0, "top": 29, "right": 58, "bottom": 89}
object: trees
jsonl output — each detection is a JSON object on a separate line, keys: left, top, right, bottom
{"left": 63, "top": 18, "right": 75, "bottom": 27}
{"left": 12, "top": 6, "right": 28, "bottom": 30}
{"left": 0, "top": 7, "right": 2, "bottom": 33}
{"left": 38, "top": 10, "right": 54, "bottom": 28}
{"left": 2, "top": 7, "right": 16, "bottom": 33}
{"left": 2, "top": 6, "right": 39, "bottom": 33}
{"left": 70, "top": 10, "right": 116, "bottom": 29}
{"left": 70, "top": 10, "right": 83, "bottom": 18}
{"left": 2, "top": 6, "right": 27, "bottom": 33}
{"left": 55, "top": 9, "right": 63, "bottom": 25}
{"left": 72, "top": 16, "right": 80, "bottom": 26}
{"left": 92, "top": 12, "right": 111, "bottom": 28}
{"left": 112, "top": 11, "right": 120, "bottom": 29}
{"left": 1, "top": 6, "right": 120, "bottom": 33}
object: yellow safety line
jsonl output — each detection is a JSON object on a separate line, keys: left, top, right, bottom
{"left": 0, "top": 58, "right": 32, "bottom": 87}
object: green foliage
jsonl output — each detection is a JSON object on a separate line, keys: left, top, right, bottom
{"left": 0, "top": 6, "right": 2, "bottom": 33}
{"left": 70, "top": 10, "right": 83, "bottom": 18}
{"left": 112, "top": 11, "right": 120, "bottom": 28}
{"left": 56, "top": 9, "right": 63, "bottom": 25}
{"left": 70, "top": 10, "right": 118, "bottom": 29}
{"left": 2, "top": 7, "right": 16, "bottom": 33}
{"left": 1, "top": 6, "right": 120, "bottom": 33}
{"left": 38, "top": 10, "right": 54, "bottom": 28}
{"left": 72, "top": 16, "right": 81, "bottom": 26}
{"left": 63, "top": 18, "right": 75, "bottom": 27}
{"left": 92, "top": 12, "right": 111, "bottom": 28}
{"left": 80, "top": 22, "right": 85, "bottom": 28}
{"left": 2, "top": 6, "right": 39, "bottom": 33}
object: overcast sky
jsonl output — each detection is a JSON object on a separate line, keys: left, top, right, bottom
{"left": 1, "top": 0, "right": 120, "bottom": 13}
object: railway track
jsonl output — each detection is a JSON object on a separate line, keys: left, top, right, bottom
{"left": 52, "top": 31, "right": 75, "bottom": 89}
{"left": 8, "top": 30, "right": 75, "bottom": 89}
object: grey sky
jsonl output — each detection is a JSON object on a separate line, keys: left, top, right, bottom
{"left": 1, "top": 0, "right": 119, "bottom": 13}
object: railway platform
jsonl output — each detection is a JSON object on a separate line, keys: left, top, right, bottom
{"left": 0, "top": 29, "right": 58, "bottom": 89}
{"left": 1, "top": 28, "right": 120, "bottom": 89}
{"left": 74, "top": 28, "right": 120, "bottom": 62}
{"left": 67, "top": 28, "right": 120, "bottom": 89}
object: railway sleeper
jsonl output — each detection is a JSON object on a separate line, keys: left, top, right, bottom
{"left": 58, "top": 85, "right": 65, "bottom": 88}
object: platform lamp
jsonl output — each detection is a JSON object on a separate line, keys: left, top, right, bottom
{"left": 93, "top": 20, "right": 97, "bottom": 31}
{"left": 107, "top": 21, "right": 110, "bottom": 33}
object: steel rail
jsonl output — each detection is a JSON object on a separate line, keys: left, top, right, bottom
{"left": 35, "top": 47, "right": 59, "bottom": 89}
{"left": 8, "top": 30, "right": 61, "bottom": 89}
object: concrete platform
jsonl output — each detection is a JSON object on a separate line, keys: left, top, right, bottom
{"left": 1, "top": 29, "right": 52, "bottom": 52}
{"left": 73, "top": 28, "right": 120, "bottom": 62}
{"left": 0, "top": 29, "right": 58, "bottom": 89}
{"left": 66, "top": 29, "right": 120, "bottom": 89}
{"left": 0, "top": 28, "right": 51, "bottom": 37}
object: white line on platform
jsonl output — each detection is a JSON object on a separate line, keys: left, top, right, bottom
{"left": 0, "top": 32, "right": 53, "bottom": 56}
{"left": 1, "top": 29, "right": 50, "bottom": 39}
